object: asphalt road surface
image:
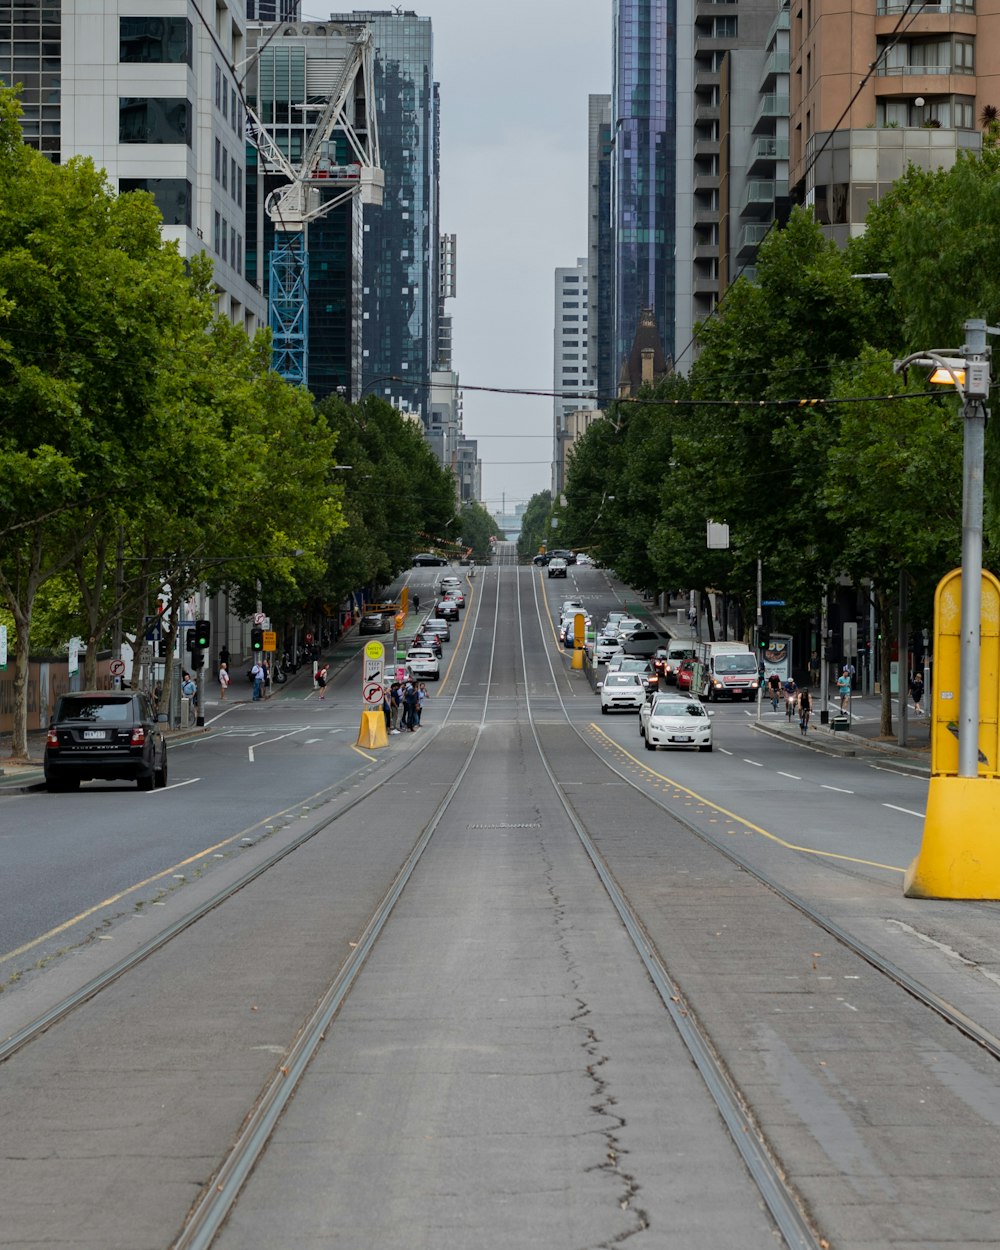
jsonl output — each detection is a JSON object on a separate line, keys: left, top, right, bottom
{"left": 3, "top": 556, "right": 1000, "bottom": 1249}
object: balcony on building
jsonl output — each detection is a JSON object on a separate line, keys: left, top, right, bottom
{"left": 742, "top": 179, "right": 787, "bottom": 216}
{"left": 694, "top": 239, "right": 720, "bottom": 262}
{"left": 694, "top": 135, "right": 720, "bottom": 160}
{"left": 737, "top": 221, "right": 772, "bottom": 258}
{"left": 758, "top": 50, "right": 790, "bottom": 93}
{"left": 753, "top": 94, "right": 789, "bottom": 135}
{"left": 748, "top": 135, "right": 789, "bottom": 174}
{"left": 695, "top": 101, "right": 721, "bottom": 125}
{"left": 694, "top": 171, "right": 720, "bottom": 194}
{"left": 695, "top": 0, "right": 739, "bottom": 28}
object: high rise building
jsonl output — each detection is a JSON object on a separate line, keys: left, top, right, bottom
{"left": 674, "top": 0, "right": 783, "bottom": 372}
{"left": 437, "top": 232, "right": 457, "bottom": 370}
{"left": 552, "top": 257, "right": 598, "bottom": 496}
{"left": 0, "top": 0, "right": 265, "bottom": 332}
{"left": 612, "top": 0, "right": 675, "bottom": 376}
{"left": 329, "top": 10, "right": 438, "bottom": 421}
{"left": 790, "top": 0, "right": 983, "bottom": 242}
{"left": 587, "top": 94, "right": 615, "bottom": 406}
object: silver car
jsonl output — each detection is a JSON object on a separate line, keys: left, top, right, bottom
{"left": 639, "top": 695, "right": 713, "bottom": 752}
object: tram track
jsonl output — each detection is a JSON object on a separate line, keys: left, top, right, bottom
{"left": 6, "top": 560, "right": 999, "bottom": 1250}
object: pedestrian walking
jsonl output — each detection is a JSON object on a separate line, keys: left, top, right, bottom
{"left": 910, "top": 672, "right": 924, "bottom": 715}
{"left": 837, "top": 666, "right": 852, "bottom": 712}
{"left": 402, "top": 682, "right": 418, "bottom": 730}
{"left": 768, "top": 671, "right": 782, "bottom": 711}
{"left": 390, "top": 682, "right": 402, "bottom": 733}
{"left": 798, "top": 688, "right": 812, "bottom": 735}
{"left": 412, "top": 593, "right": 420, "bottom": 615}
{"left": 416, "top": 682, "right": 427, "bottom": 726}
{"left": 218, "top": 662, "right": 230, "bottom": 701}
{"left": 315, "top": 664, "right": 329, "bottom": 700}
{"left": 219, "top": 645, "right": 231, "bottom": 672}
{"left": 382, "top": 685, "right": 392, "bottom": 732}
{"left": 250, "top": 660, "right": 264, "bottom": 701}
{"left": 783, "top": 676, "right": 798, "bottom": 720}
{"left": 809, "top": 651, "right": 819, "bottom": 688}
{"left": 181, "top": 670, "right": 198, "bottom": 714}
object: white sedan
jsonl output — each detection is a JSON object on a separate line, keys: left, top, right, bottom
{"left": 639, "top": 694, "right": 713, "bottom": 751}
{"left": 594, "top": 633, "right": 623, "bottom": 665}
{"left": 599, "top": 671, "right": 646, "bottom": 713}
{"left": 405, "top": 648, "right": 441, "bottom": 681}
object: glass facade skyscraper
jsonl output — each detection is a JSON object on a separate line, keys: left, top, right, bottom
{"left": 330, "top": 10, "right": 437, "bottom": 419}
{"left": 612, "top": 0, "right": 675, "bottom": 374}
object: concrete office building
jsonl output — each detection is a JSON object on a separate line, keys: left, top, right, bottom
{"left": 612, "top": 0, "right": 675, "bottom": 376}
{"left": 674, "top": 0, "right": 782, "bottom": 372}
{"left": 0, "top": 0, "right": 265, "bottom": 333}
{"left": 328, "top": 10, "right": 438, "bottom": 422}
{"left": 247, "top": 1, "right": 299, "bottom": 19}
{"left": 552, "top": 257, "right": 598, "bottom": 496}
{"left": 790, "top": 0, "right": 984, "bottom": 241}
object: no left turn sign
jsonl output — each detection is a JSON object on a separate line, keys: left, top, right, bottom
{"left": 363, "top": 681, "right": 384, "bottom": 706}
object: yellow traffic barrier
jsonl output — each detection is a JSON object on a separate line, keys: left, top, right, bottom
{"left": 571, "top": 647, "right": 585, "bottom": 670}
{"left": 357, "top": 709, "right": 387, "bottom": 749}
{"left": 904, "top": 567, "right": 1000, "bottom": 898}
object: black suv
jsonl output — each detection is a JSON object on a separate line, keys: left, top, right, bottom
{"left": 44, "top": 690, "right": 168, "bottom": 792}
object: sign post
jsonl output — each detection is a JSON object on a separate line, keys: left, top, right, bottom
{"left": 358, "top": 641, "right": 387, "bottom": 748}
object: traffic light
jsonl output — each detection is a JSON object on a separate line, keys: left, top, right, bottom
{"left": 251, "top": 627, "right": 264, "bottom": 652}
{"left": 190, "top": 648, "right": 204, "bottom": 670}
{"left": 194, "top": 619, "right": 211, "bottom": 650}
{"left": 186, "top": 628, "right": 196, "bottom": 652}
{"left": 158, "top": 638, "right": 169, "bottom": 659}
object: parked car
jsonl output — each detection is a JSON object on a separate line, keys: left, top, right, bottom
{"left": 532, "top": 552, "right": 551, "bottom": 565}
{"left": 405, "top": 647, "right": 440, "bottom": 681}
{"left": 639, "top": 694, "right": 713, "bottom": 752}
{"left": 413, "top": 552, "right": 448, "bottom": 566}
{"left": 44, "top": 690, "right": 168, "bottom": 792}
{"left": 421, "top": 617, "right": 451, "bottom": 642}
{"left": 598, "top": 671, "right": 646, "bottom": 713}
{"left": 547, "top": 548, "right": 576, "bottom": 564}
{"left": 547, "top": 558, "right": 568, "bottom": 578}
{"left": 360, "top": 610, "right": 392, "bottom": 635}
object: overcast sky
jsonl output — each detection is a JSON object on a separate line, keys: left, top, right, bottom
{"left": 302, "top": 1, "right": 613, "bottom": 517}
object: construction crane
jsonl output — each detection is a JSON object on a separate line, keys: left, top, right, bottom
{"left": 244, "top": 26, "right": 383, "bottom": 387}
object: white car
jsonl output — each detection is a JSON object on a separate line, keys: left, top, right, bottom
{"left": 594, "top": 633, "right": 623, "bottom": 665}
{"left": 599, "top": 671, "right": 646, "bottom": 713}
{"left": 439, "top": 575, "right": 462, "bottom": 594}
{"left": 613, "top": 617, "right": 645, "bottom": 639}
{"left": 547, "top": 558, "right": 568, "bottom": 578}
{"left": 443, "top": 586, "right": 465, "bottom": 608}
{"left": 640, "top": 694, "right": 713, "bottom": 751}
{"left": 405, "top": 648, "right": 440, "bottom": 681}
{"left": 576, "top": 552, "right": 595, "bottom": 566}
{"left": 561, "top": 599, "right": 585, "bottom": 615}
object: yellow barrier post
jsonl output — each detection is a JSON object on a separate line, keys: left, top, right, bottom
{"left": 357, "top": 709, "right": 387, "bottom": 749}
{"left": 904, "top": 567, "right": 1000, "bottom": 898}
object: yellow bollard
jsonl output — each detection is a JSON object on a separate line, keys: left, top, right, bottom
{"left": 571, "top": 647, "right": 584, "bottom": 670}
{"left": 904, "top": 774, "right": 1000, "bottom": 898}
{"left": 357, "top": 709, "right": 388, "bottom": 749}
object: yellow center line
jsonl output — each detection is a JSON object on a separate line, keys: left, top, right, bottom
{"left": 0, "top": 781, "right": 356, "bottom": 967}
{"left": 436, "top": 580, "right": 474, "bottom": 692}
{"left": 588, "top": 722, "right": 906, "bottom": 874}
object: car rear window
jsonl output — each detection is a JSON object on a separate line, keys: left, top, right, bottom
{"left": 56, "top": 697, "right": 134, "bottom": 722}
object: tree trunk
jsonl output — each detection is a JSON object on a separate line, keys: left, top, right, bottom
{"left": 10, "top": 600, "right": 32, "bottom": 761}
{"left": 877, "top": 583, "right": 894, "bottom": 737}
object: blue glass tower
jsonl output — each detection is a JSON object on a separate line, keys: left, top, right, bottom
{"left": 612, "top": 0, "right": 675, "bottom": 374}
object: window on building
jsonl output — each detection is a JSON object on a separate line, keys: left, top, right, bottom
{"left": 214, "top": 210, "right": 220, "bottom": 254}
{"left": 215, "top": 63, "right": 221, "bottom": 108}
{"left": 221, "top": 148, "right": 228, "bottom": 190}
{"left": 562, "top": 301, "right": 578, "bottom": 309}
{"left": 118, "top": 177, "right": 192, "bottom": 226}
{"left": 215, "top": 136, "right": 220, "bottom": 181}
{"left": 563, "top": 315, "right": 579, "bottom": 321}
{"left": 237, "top": 166, "right": 243, "bottom": 207}
{"left": 119, "top": 98, "right": 191, "bottom": 145}
{"left": 713, "top": 16, "right": 737, "bottom": 36}
{"left": 221, "top": 218, "right": 228, "bottom": 264}
{"left": 120, "top": 17, "right": 192, "bottom": 65}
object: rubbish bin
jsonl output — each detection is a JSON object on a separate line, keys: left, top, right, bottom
{"left": 831, "top": 714, "right": 850, "bottom": 732}
{"left": 820, "top": 709, "right": 829, "bottom": 725}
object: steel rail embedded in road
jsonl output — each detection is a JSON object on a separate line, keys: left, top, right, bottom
{"left": 518, "top": 568, "right": 823, "bottom": 1250}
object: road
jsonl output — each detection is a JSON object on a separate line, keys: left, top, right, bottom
{"left": 3, "top": 553, "right": 1000, "bottom": 1249}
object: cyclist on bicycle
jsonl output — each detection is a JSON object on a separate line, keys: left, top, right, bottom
{"left": 783, "top": 676, "right": 798, "bottom": 720}
{"left": 797, "top": 688, "right": 812, "bottom": 735}
{"left": 767, "top": 671, "right": 782, "bottom": 711}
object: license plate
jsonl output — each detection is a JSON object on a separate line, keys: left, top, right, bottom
{"left": 671, "top": 735, "right": 692, "bottom": 743}
{"left": 83, "top": 730, "right": 106, "bottom": 740}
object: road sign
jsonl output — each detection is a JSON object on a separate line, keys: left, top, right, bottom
{"left": 364, "top": 641, "right": 385, "bottom": 661}
{"left": 253, "top": 612, "right": 266, "bottom": 626}
{"left": 109, "top": 659, "right": 126, "bottom": 677}
{"left": 363, "top": 680, "right": 384, "bottom": 707}
{"left": 138, "top": 645, "right": 153, "bottom": 668}
{"left": 762, "top": 600, "right": 786, "bottom": 606}
{"left": 263, "top": 630, "right": 277, "bottom": 652}
{"left": 0, "top": 623, "right": 6, "bottom": 669}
